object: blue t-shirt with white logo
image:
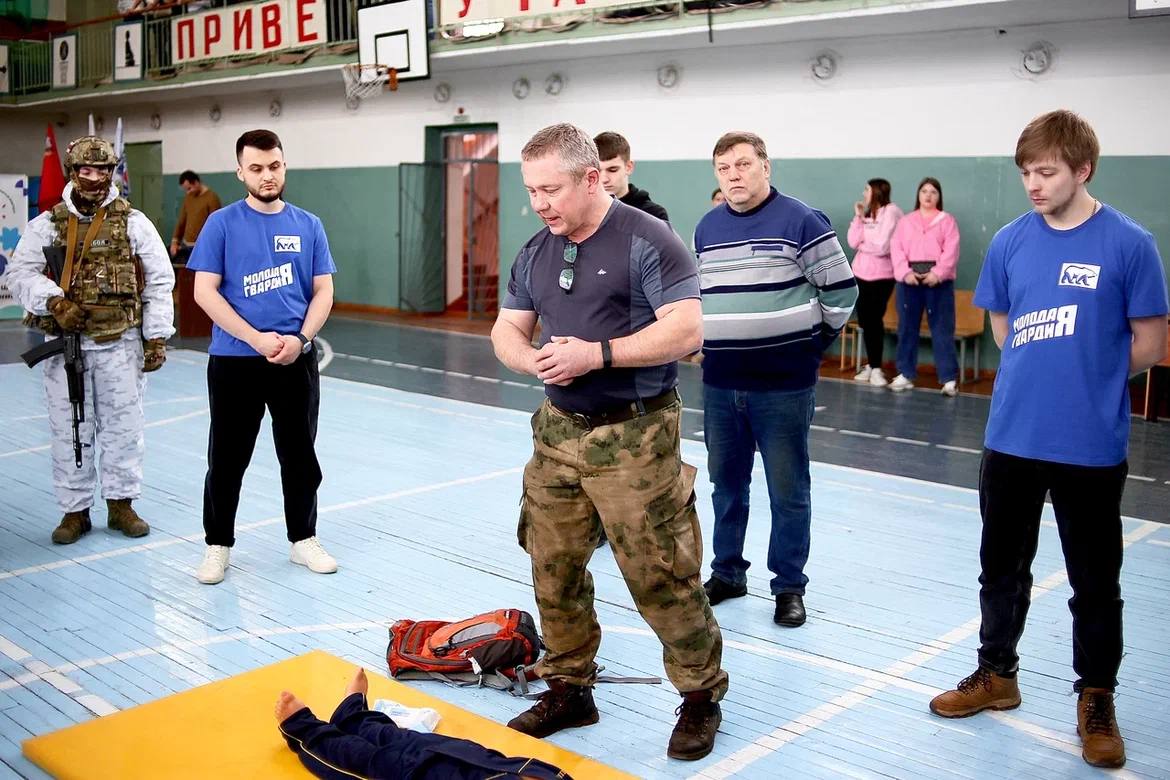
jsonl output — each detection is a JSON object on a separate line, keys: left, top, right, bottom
{"left": 974, "top": 205, "right": 1168, "bottom": 466}
{"left": 187, "top": 199, "right": 337, "bottom": 356}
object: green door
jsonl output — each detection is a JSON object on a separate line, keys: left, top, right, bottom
{"left": 123, "top": 141, "right": 163, "bottom": 231}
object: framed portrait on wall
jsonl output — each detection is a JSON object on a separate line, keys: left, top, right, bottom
{"left": 51, "top": 34, "right": 77, "bottom": 90}
{"left": 0, "top": 45, "right": 10, "bottom": 95}
{"left": 1130, "top": 0, "right": 1169, "bottom": 16}
{"left": 114, "top": 22, "right": 144, "bottom": 82}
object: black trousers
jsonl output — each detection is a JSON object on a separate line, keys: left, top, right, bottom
{"left": 203, "top": 349, "right": 322, "bottom": 547}
{"left": 854, "top": 278, "right": 895, "bottom": 368}
{"left": 977, "top": 448, "right": 1127, "bottom": 691}
{"left": 280, "top": 692, "right": 570, "bottom": 780}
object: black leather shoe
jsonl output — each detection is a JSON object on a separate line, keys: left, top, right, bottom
{"left": 773, "top": 593, "right": 806, "bottom": 627}
{"left": 703, "top": 577, "right": 747, "bottom": 605}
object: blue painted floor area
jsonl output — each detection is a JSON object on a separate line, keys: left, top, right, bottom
{"left": 0, "top": 349, "right": 1167, "bottom": 779}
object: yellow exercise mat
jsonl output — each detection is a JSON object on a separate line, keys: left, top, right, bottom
{"left": 23, "top": 649, "right": 635, "bottom": 779}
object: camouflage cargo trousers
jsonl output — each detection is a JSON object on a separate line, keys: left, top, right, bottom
{"left": 42, "top": 337, "right": 146, "bottom": 512}
{"left": 518, "top": 395, "right": 729, "bottom": 701}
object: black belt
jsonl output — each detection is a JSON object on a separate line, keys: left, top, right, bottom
{"left": 552, "top": 389, "right": 679, "bottom": 430}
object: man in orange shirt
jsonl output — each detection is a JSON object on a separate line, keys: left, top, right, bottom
{"left": 171, "top": 170, "right": 221, "bottom": 264}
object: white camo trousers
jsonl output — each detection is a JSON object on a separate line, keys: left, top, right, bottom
{"left": 42, "top": 337, "right": 146, "bottom": 513}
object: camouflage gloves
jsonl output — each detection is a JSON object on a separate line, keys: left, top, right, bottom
{"left": 143, "top": 338, "right": 167, "bottom": 372}
{"left": 47, "top": 296, "right": 85, "bottom": 331}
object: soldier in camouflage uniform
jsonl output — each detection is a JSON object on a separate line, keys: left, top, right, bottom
{"left": 491, "top": 124, "right": 727, "bottom": 761}
{"left": 5, "top": 136, "right": 175, "bottom": 544}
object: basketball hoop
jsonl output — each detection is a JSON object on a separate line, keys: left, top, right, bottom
{"left": 342, "top": 63, "right": 398, "bottom": 104}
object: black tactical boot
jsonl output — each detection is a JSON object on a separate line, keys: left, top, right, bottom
{"left": 51, "top": 509, "right": 92, "bottom": 545}
{"left": 107, "top": 499, "right": 150, "bottom": 538}
{"left": 507, "top": 680, "right": 599, "bottom": 738}
{"left": 668, "top": 690, "right": 722, "bottom": 760}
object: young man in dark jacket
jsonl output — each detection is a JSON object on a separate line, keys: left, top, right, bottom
{"left": 594, "top": 131, "right": 669, "bottom": 222}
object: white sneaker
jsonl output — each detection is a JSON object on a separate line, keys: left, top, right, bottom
{"left": 869, "top": 367, "right": 888, "bottom": 387}
{"left": 853, "top": 365, "right": 872, "bottom": 383}
{"left": 196, "top": 545, "right": 231, "bottom": 584}
{"left": 940, "top": 380, "right": 958, "bottom": 397}
{"left": 291, "top": 537, "right": 338, "bottom": 574}
{"left": 889, "top": 374, "right": 914, "bottom": 392}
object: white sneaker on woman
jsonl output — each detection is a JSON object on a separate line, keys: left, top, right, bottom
{"left": 869, "top": 368, "right": 888, "bottom": 387}
{"left": 853, "top": 365, "right": 872, "bottom": 382}
{"left": 291, "top": 537, "right": 338, "bottom": 574}
{"left": 889, "top": 374, "right": 914, "bottom": 392}
{"left": 940, "top": 380, "right": 958, "bottom": 397}
{"left": 196, "top": 545, "right": 231, "bottom": 585}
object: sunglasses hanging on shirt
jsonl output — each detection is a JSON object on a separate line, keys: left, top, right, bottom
{"left": 559, "top": 241, "right": 577, "bottom": 294}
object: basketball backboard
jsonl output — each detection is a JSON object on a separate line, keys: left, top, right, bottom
{"left": 357, "top": 0, "right": 430, "bottom": 81}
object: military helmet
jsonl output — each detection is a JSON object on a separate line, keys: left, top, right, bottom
{"left": 64, "top": 136, "right": 117, "bottom": 171}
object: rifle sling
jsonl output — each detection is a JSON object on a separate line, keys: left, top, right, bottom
{"left": 60, "top": 207, "right": 107, "bottom": 295}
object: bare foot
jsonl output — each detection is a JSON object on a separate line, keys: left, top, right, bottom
{"left": 345, "top": 668, "right": 368, "bottom": 698}
{"left": 275, "top": 691, "right": 307, "bottom": 723}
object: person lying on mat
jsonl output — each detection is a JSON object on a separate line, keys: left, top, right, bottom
{"left": 275, "top": 668, "right": 571, "bottom": 780}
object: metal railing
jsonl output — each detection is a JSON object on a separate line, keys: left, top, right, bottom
{"left": 1, "top": 0, "right": 361, "bottom": 98}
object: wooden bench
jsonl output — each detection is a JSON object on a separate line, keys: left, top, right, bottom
{"left": 1141, "top": 319, "right": 1170, "bottom": 421}
{"left": 842, "top": 289, "right": 986, "bottom": 385}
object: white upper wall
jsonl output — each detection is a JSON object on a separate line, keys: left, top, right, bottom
{"left": 1, "top": 14, "right": 1167, "bottom": 176}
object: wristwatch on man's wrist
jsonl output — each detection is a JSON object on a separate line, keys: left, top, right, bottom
{"left": 600, "top": 339, "right": 613, "bottom": 370}
{"left": 295, "top": 332, "right": 313, "bottom": 355}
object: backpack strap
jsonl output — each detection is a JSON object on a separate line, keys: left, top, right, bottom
{"left": 393, "top": 668, "right": 546, "bottom": 699}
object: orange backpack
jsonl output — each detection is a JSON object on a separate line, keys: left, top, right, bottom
{"left": 386, "top": 609, "right": 543, "bottom": 693}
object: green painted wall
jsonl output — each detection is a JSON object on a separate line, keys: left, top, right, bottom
{"left": 162, "top": 167, "right": 401, "bottom": 308}
{"left": 159, "top": 155, "right": 1170, "bottom": 372}
{"left": 502, "top": 156, "right": 1170, "bottom": 371}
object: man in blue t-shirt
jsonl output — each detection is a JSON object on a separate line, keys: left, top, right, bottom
{"left": 186, "top": 129, "right": 338, "bottom": 586}
{"left": 930, "top": 110, "right": 1168, "bottom": 770}
{"left": 491, "top": 123, "right": 727, "bottom": 761}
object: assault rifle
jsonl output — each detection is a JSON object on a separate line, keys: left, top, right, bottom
{"left": 20, "top": 246, "right": 86, "bottom": 468}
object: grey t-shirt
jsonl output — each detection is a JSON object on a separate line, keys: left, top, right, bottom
{"left": 502, "top": 199, "right": 699, "bottom": 415}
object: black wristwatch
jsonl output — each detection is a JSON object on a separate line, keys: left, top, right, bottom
{"left": 600, "top": 339, "right": 613, "bottom": 369}
{"left": 295, "top": 332, "right": 313, "bottom": 355}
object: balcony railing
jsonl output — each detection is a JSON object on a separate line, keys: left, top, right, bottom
{"left": 1, "top": 0, "right": 364, "bottom": 98}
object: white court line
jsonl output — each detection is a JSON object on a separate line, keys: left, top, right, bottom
{"left": 839, "top": 429, "right": 881, "bottom": 439}
{"left": 0, "top": 631, "right": 117, "bottom": 716}
{"left": 1149, "top": 539, "right": 1170, "bottom": 548}
{"left": 0, "top": 636, "right": 33, "bottom": 662}
{"left": 989, "top": 712, "right": 1140, "bottom": 780}
{"left": 689, "top": 519, "right": 1162, "bottom": 779}
{"left": 885, "top": 436, "right": 930, "bottom": 446}
{"left": 0, "top": 409, "right": 207, "bottom": 460}
{"left": 0, "top": 395, "right": 206, "bottom": 423}
{"left": 935, "top": 444, "right": 983, "bottom": 455}
{"left": 0, "top": 467, "right": 522, "bottom": 582}
{"left": 315, "top": 336, "right": 334, "bottom": 372}
{"left": 1126, "top": 474, "right": 1156, "bottom": 483}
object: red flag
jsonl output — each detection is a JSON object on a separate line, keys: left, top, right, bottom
{"left": 37, "top": 124, "right": 66, "bottom": 214}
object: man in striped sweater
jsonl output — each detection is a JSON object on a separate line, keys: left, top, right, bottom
{"left": 696, "top": 131, "right": 857, "bottom": 627}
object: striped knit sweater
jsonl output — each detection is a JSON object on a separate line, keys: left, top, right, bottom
{"left": 695, "top": 188, "right": 858, "bottom": 391}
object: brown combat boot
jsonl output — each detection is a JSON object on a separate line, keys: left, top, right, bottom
{"left": 1077, "top": 688, "right": 1126, "bottom": 768}
{"left": 929, "top": 667, "right": 1021, "bottom": 718}
{"left": 668, "top": 690, "right": 722, "bottom": 761}
{"left": 506, "top": 680, "right": 599, "bottom": 738}
{"left": 106, "top": 499, "right": 150, "bottom": 538}
{"left": 51, "top": 509, "right": 92, "bottom": 544}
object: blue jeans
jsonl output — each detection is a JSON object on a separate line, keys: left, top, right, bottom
{"left": 895, "top": 280, "right": 958, "bottom": 383}
{"left": 703, "top": 385, "right": 815, "bottom": 595}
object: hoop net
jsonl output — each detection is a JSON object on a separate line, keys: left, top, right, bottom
{"left": 342, "top": 64, "right": 398, "bottom": 101}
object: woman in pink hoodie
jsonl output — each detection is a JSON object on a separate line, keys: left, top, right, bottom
{"left": 847, "top": 178, "right": 903, "bottom": 386}
{"left": 889, "top": 177, "right": 961, "bottom": 397}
